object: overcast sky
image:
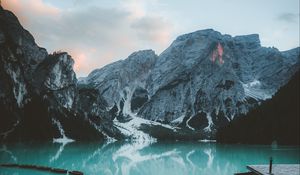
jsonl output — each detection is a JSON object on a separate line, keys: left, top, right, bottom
{"left": 2, "top": 0, "right": 299, "bottom": 76}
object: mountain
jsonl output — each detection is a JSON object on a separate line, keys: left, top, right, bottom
{"left": 0, "top": 6, "right": 122, "bottom": 142}
{"left": 81, "top": 29, "right": 299, "bottom": 139}
{"left": 80, "top": 50, "right": 158, "bottom": 122}
{"left": 216, "top": 71, "right": 300, "bottom": 145}
{"left": 0, "top": 6, "right": 299, "bottom": 142}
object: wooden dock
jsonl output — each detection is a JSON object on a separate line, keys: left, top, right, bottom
{"left": 236, "top": 164, "right": 300, "bottom": 175}
{"left": 0, "top": 163, "right": 84, "bottom": 175}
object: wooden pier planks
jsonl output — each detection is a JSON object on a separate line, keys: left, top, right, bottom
{"left": 246, "top": 164, "right": 300, "bottom": 175}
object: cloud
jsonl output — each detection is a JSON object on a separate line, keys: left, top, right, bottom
{"left": 131, "top": 16, "right": 173, "bottom": 47}
{"left": 2, "top": 0, "right": 60, "bottom": 23}
{"left": 2, "top": 0, "right": 174, "bottom": 76}
{"left": 277, "top": 13, "right": 299, "bottom": 23}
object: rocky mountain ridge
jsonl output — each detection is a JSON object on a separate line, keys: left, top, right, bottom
{"left": 0, "top": 6, "right": 120, "bottom": 142}
{"left": 0, "top": 6, "right": 299, "bottom": 142}
{"left": 81, "top": 29, "right": 299, "bottom": 137}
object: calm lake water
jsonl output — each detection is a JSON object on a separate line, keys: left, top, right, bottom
{"left": 0, "top": 141, "right": 299, "bottom": 175}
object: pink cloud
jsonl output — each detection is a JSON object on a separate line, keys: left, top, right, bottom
{"left": 2, "top": 0, "right": 175, "bottom": 76}
{"left": 67, "top": 47, "right": 118, "bottom": 77}
{"left": 2, "top": 0, "right": 60, "bottom": 24}
{"left": 2, "top": 0, "right": 28, "bottom": 23}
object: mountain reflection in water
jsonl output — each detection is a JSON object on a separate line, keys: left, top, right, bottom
{"left": 0, "top": 141, "right": 299, "bottom": 175}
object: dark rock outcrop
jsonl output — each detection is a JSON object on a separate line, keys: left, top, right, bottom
{"left": 216, "top": 71, "right": 300, "bottom": 145}
{"left": 0, "top": 6, "right": 118, "bottom": 142}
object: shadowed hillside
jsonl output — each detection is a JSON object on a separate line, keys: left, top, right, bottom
{"left": 217, "top": 71, "right": 300, "bottom": 145}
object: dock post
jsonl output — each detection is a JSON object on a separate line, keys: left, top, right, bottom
{"left": 269, "top": 157, "right": 273, "bottom": 174}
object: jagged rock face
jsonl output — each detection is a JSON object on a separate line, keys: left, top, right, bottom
{"left": 84, "top": 29, "right": 299, "bottom": 136}
{"left": 139, "top": 29, "right": 299, "bottom": 132}
{"left": 33, "top": 52, "right": 77, "bottom": 109}
{"left": 0, "top": 6, "right": 47, "bottom": 80}
{"left": 80, "top": 50, "right": 158, "bottom": 118}
{"left": 0, "top": 6, "right": 47, "bottom": 108}
{"left": 0, "top": 7, "right": 37, "bottom": 135}
{"left": 38, "top": 53, "right": 76, "bottom": 91}
{"left": 131, "top": 87, "right": 149, "bottom": 113}
{"left": 0, "top": 6, "right": 110, "bottom": 142}
{"left": 73, "top": 86, "right": 122, "bottom": 139}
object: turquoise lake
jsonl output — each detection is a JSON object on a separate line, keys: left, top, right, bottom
{"left": 0, "top": 141, "right": 299, "bottom": 175}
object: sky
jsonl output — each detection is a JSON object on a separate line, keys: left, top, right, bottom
{"left": 2, "top": 0, "right": 299, "bottom": 77}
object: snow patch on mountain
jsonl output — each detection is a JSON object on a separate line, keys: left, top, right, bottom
{"left": 113, "top": 117, "right": 156, "bottom": 142}
{"left": 121, "top": 86, "right": 137, "bottom": 118}
{"left": 52, "top": 119, "right": 75, "bottom": 144}
{"left": 171, "top": 115, "right": 185, "bottom": 124}
{"left": 186, "top": 116, "right": 195, "bottom": 131}
{"left": 242, "top": 80, "right": 271, "bottom": 100}
{"left": 204, "top": 113, "right": 214, "bottom": 132}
